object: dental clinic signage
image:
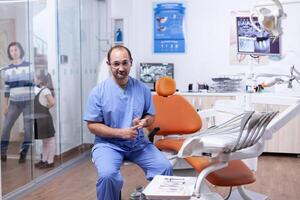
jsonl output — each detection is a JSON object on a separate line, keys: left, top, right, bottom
{"left": 154, "top": 3, "right": 186, "bottom": 53}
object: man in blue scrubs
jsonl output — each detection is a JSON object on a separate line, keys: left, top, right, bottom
{"left": 84, "top": 45, "right": 173, "bottom": 200}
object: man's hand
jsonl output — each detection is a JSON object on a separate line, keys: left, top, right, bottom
{"left": 132, "top": 117, "right": 148, "bottom": 129}
{"left": 119, "top": 125, "right": 139, "bottom": 140}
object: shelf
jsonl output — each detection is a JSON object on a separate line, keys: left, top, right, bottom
{"left": 113, "top": 18, "right": 124, "bottom": 44}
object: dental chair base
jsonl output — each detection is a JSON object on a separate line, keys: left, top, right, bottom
{"left": 228, "top": 187, "right": 267, "bottom": 200}
{"left": 189, "top": 187, "right": 268, "bottom": 200}
{"left": 190, "top": 193, "right": 223, "bottom": 200}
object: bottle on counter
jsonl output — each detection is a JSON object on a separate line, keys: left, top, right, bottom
{"left": 245, "top": 74, "right": 256, "bottom": 93}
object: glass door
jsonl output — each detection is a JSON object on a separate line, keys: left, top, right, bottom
{"left": 1, "top": 0, "right": 107, "bottom": 197}
{"left": 57, "top": 0, "right": 83, "bottom": 163}
{"left": 56, "top": 0, "right": 108, "bottom": 163}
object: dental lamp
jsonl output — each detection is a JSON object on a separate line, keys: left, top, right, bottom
{"left": 250, "top": 0, "right": 286, "bottom": 39}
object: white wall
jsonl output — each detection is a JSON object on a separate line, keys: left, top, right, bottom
{"left": 111, "top": 0, "right": 300, "bottom": 92}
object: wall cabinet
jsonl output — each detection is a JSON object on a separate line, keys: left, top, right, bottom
{"left": 112, "top": 18, "right": 124, "bottom": 45}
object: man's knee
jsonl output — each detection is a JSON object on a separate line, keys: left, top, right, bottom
{"left": 154, "top": 158, "right": 173, "bottom": 176}
{"left": 161, "top": 161, "right": 173, "bottom": 175}
{"left": 97, "top": 168, "right": 123, "bottom": 184}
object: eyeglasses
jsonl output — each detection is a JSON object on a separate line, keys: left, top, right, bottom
{"left": 109, "top": 59, "right": 131, "bottom": 69}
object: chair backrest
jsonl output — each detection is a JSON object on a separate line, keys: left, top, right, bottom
{"left": 147, "top": 77, "right": 202, "bottom": 136}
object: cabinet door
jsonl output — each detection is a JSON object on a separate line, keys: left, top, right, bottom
{"left": 201, "top": 96, "right": 235, "bottom": 110}
{"left": 182, "top": 95, "right": 234, "bottom": 110}
{"left": 182, "top": 95, "right": 235, "bottom": 130}
{"left": 255, "top": 104, "right": 300, "bottom": 154}
{"left": 262, "top": 104, "right": 300, "bottom": 154}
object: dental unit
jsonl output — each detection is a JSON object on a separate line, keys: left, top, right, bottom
{"left": 175, "top": 96, "right": 300, "bottom": 200}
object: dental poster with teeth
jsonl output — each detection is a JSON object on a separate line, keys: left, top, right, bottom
{"left": 154, "top": 3, "right": 186, "bottom": 53}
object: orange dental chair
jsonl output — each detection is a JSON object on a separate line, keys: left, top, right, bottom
{"left": 147, "top": 77, "right": 261, "bottom": 200}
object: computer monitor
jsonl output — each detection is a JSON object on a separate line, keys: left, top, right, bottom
{"left": 236, "top": 16, "right": 280, "bottom": 55}
{"left": 140, "top": 63, "right": 174, "bottom": 90}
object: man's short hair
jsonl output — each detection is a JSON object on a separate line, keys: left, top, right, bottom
{"left": 107, "top": 45, "right": 132, "bottom": 64}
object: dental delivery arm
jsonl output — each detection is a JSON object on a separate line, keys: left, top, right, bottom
{"left": 178, "top": 100, "right": 300, "bottom": 158}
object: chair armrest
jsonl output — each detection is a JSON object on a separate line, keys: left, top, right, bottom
{"left": 148, "top": 127, "right": 160, "bottom": 143}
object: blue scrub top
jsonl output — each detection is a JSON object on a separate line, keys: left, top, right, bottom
{"left": 84, "top": 76, "right": 155, "bottom": 150}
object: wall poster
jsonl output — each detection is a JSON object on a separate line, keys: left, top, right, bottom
{"left": 153, "top": 2, "right": 186, "bottom": 53}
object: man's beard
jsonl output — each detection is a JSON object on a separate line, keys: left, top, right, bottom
{"left": 114, "top": 71, "right": 128, "bottom": 80}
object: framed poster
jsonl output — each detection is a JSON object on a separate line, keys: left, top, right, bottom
{"left": 153, "top": 3, "right": 186, "bottom": 53}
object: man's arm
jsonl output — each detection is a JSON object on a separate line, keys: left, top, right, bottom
{"left": 87, "top": 121, "right": 139, "bottom": 140}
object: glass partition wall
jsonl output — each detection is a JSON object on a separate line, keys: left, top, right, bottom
{"left": 0, "top": 0, "right": 106, "bottom": 197}
{"left": 0, "top": 1, "right": 34, "bottom": 194}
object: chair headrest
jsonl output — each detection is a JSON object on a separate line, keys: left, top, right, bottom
{"left": 155, "top": 77, "right": 176, "bottom": 97}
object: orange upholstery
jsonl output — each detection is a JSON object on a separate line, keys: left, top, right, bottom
{"left": 148, "top": 77, "right": 256, "bottom": 188}
{"left": 155, "top": 138, "right": 255, "bottom": 186}
{"left": 206, "top": 160, "right": 256, "bottom": 186}
{"left": 148, "top": 77, "right": 202, "bottom": 135}
{"left": 155, "top": 138, "right": 211, "bottom": 172}
{"left": 155, "top": 77, "right": 177, "bottom": 97}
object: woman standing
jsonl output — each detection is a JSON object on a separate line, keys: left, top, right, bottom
{"left": 1, "top": 42, "right": 35, "bottom": 163}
